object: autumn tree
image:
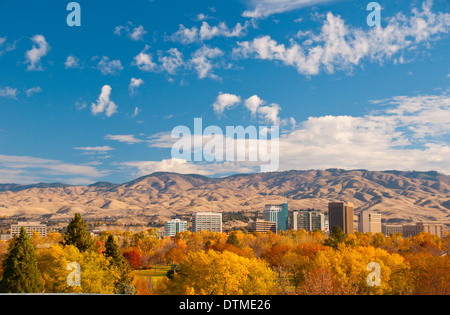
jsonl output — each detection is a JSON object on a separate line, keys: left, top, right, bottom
{"left": 0, "top": 227, "right": 43, "bottom": 293}
{"left": 156, "top": 250, "right": 279, "bottom": 295}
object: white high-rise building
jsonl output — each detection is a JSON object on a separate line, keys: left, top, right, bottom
{"left": 358, "top": 209, "right": 382, "bottom": 234}
{"left": 191, "top": 212, "right": 222, "bottom": 233}
{"left": 165, "top": 219, "right": 187, "bottom": 237}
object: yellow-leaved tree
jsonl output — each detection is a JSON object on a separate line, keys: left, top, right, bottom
{"left": 311, "top": 244, "right": 411, "bottom": 295}
{"left": 155, "top": 249, "right": 279, "bottom": 295}
{"left": 37, "top": 244, "right": 118, "bottom": 294}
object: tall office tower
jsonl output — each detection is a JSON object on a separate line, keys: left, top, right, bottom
{"left": 358, "top": 209, "right": 382, "bottom": 233}
{"left": 292, "top": 210, "right": 325, "bottom": 232}
{"left": 165, "top": 219, "right": 188, "bottom": 237}
{"left": 263, "top": 202, "right": 288, "bottom": 233}
{"left": 191, "top": 212, "right": 223, "bottom": 233}
{"left": 11, "top": 222, "right": 47, "bottom": 237}
{"left": 328, "top": 202, "right": 354, "bottom": 234}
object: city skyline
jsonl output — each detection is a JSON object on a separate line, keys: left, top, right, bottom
{"left": 0, "top": 0, "right": 449, "bottom": 185}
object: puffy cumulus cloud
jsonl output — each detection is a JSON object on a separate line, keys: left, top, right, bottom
{"left": 114, "top": 22, "right": 147, "bottom": 41}
{"left": 25, "top": 34, "right": 50, "bottom": 71}
{"left": 159, "top": 48, "right": 184, "bottom": 75}
{"left": 91, "top": 85, "right": 118, "bottom": 118}
{"left": 242, "top": 0, "right": 336, "bottom": 18}
{"left": 234, "top": 1, "right": 450, "bottom": 75}
{"left": 65, "top": 54, "right": 82, "bottom": 69}
{"left": 170, "top": 21, "right": 250, "bottom": 44}
{"left": 0, "top": 86, "right": 17, "bottom": 99}
{"left": 132, "top": 45, "right": 157, "bottom": 72}
{"left": 129, "top": 77, "right": 144, "bottom": 95}
{"left": 145, "top": 91, "right": 450, "bottom": 175}
{"left": 95, "top": 56, "right": 124, "bottom": 75}
{"left": 213, "top": 92, "right": 241, "bottom": 116}
{"left": 190, "top": 46, "right": 224, "bottom": 79}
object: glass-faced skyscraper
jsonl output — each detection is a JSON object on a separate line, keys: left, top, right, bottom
{"left": 263, "top": 202, "right": 288, "bottom": 233}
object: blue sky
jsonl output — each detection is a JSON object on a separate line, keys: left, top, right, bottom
{"left": 0, "top": 0, "right": 449, "bottom": 184}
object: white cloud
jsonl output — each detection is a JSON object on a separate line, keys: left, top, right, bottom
{"left": 242, "top": 0, "right": 336, "bottom": 18}
{"left": 121, "top": 158, "right": 255, "bottom": 177}
{"left": 104, "top": 134, "right": 143, "bottom": 144}
{"left": 25, "top": 87, "right": 42, "bottom": 97}
{"left": 129, "top": 78, "right": 144, "bottom": 95}
{"left": 73, "top": 146, "right": 114, "bottom": 152}
{"left": 146, "top": 91, "right": 450, "bottom": 175}
{"left": 91, "top": 85, "right": 118, "bottom": 118}
{"left": 132, "top": 107, "right": 141, "bottom": 118}
{"left": 0, "top": 86, "right": 17, "bottom": 99}
{"left": 159, "top": 48, "right": 185, "bottom": 75}
{"left": 95, "top": 56, "right": 124, "bottom": 75}
{"left": 170, "top": 21, "right": 250, "bottom": 44}
{"left": 213, "top": 92, "right": 241, "bottom": 116}
{"left": 234, "top": 1, "right": 450, "bottom": 75}
{"left": 65, "top": 54, "right": 82, "bottom": 69}
{"left": 0, "top": 154, "right": 105, "bottom": 184}
{"left": 190, "top": 46, "right": 224, "bottom": 79}
{"left": 114, "top": 22, "right": 147, "bottom": 41}
{"left": 132, "top": 45, "right": 157, "bottom": 72}
{"left": 25, "top": 34, "right": 50, "bottom": 71}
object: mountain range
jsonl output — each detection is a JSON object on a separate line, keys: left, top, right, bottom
{"left": 0, "top": 169, "right": 449, "bottom": 225}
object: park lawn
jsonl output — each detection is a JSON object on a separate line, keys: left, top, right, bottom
{"left": 133, "top": 265, "right": 172, "bottom": 287}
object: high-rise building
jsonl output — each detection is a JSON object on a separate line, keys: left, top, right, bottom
{"left": 191, "top": 212, "right": 222, "bottom": 233}
{"left": 358, "top": 209, "right": 382, "bottom": 234}
{"left": 247, "top": 220, "right": 276, "bottom": 233}
{"left": 328, "top": 202, "right": 354, "bottom": 234}
{"left": 292, "top": 210, "right": 325, "bottom": 232}
{"left": 402, "top": 222, "right": 444, "bottom": 238}
{"left": 165, "top": 219, "right": 187, "bottom": 237}
{"left": 263, "top": 202, "right": 288, "bottom": 233}
{"left": 11, "top": 222, "right": 47, "bottom": 237}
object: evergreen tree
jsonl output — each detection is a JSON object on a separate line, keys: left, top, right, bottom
{"left": 63, "top": 213, "right": 94, "bottom": 252}
{"left": 104, "top": 235, "right": 134, "bottom": 292}
{"left": 226, "top": 232, "right": 240, "bottom": 248}
{"left": 324, "top": 225, "right": 346, "bottom": 249}
{"left": 0, "top": 227, "right": 43, "bottom": 293}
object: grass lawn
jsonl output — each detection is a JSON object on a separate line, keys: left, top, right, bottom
{"left": 133, "top": 265, "right": 172, "bottom": 287}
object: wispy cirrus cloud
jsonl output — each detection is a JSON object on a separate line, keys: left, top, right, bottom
{"left": 104, "top": 134, "right": 143, "bottom": 144}
{"left": 0, "top": 154, "right": 106, "bottom": 184}
{"left": 242, "top": 0, "right": 338, "bottom": 18}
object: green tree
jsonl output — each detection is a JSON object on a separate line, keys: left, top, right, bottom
{"left": 0, "top": 227, "right": 43, "bottom": 293}
{"left": 226, "top": 232, "right": 241, "bottom": 248}
{"left": 324, "top": 225, "right": 346, "bottom": 249}
{"left": 63, "top": 213, "right": 94, "bottom": 252}
{"left": 104, "top": 235, "right": 134, "bottom": 292}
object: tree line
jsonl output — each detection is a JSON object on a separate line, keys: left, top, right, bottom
{"left": 0, "top": 213, "right": 448, "bottom": 295}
